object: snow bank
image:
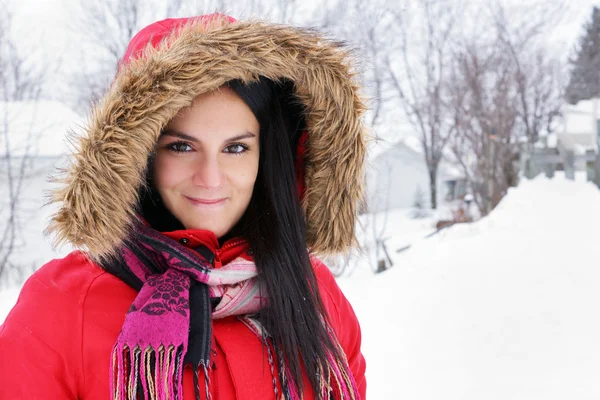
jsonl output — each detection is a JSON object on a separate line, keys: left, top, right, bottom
{"left": 339, "top": 175, "right": 600, "bottom": 399}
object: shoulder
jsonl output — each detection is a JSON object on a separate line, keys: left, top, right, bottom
{"left": 311, "top": 257, "right": 338, "bottom": 297}
{"left": 3, "top": 251, "right": 106, "bottom": 324}
{"left": 310, "top": 256, "right": 367, "bottom": 397}
{"left": 0, "top": 251, "right": 108, "bottom": 395}
{"left": 7, "top": 251, "right": 136, "bottom": 310}
{"left": 0, "top": 251, "right": 137, "bottom": 387}
{"left": 310, "top": 256, "right": 353, "bottom": 328}
{"left": 2, "top": 249, "right": 138, "bottom": 340}
{"left": 1, "top": 251, "right": 114, "bottom": 345}
{"left": 0, "top": 250, "right": 137, "bottom": 341}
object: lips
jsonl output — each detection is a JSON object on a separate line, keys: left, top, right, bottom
{"left": 184, "top": 196, "right": 227, "bottom": 206}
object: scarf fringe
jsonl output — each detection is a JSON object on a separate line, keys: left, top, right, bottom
{"left": 110, "top": 337, "right": 359, "bottom": 400}
{"left": 242, "top": 316, "right": 360, "bottom": 400}
{"left": 111, "top": 344, "right": 185, "bottom": 400}
{"left": 110, "top": 223, "right": 359, "bottom": 399}
{"left": 325, "top": 326, "right": 361, "bottom": 400}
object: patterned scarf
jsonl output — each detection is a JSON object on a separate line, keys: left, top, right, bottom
{"left": 106, "top": 219, "right": 360, "bottom": 400}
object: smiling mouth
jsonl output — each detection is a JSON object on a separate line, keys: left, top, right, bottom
{"left": 185, "top": 196, "right": 227, "bottom": 207}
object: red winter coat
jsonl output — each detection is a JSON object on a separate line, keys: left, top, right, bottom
{"left": 0, "top": 231, "right": 366, "bottom": 400}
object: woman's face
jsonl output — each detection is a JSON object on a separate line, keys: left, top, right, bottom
{"left": 153, "top": 87, "right": 260, "bottom": 237}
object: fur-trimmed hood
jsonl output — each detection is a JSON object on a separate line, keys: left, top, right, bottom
{"left": 47, "top": 14, "right": 367, "bottom": 259}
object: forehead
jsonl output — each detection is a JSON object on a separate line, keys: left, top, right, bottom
{"left": 165, "top": 87, "right": 259, "bottom": 139}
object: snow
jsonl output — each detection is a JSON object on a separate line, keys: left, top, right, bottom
{"left": 338, "top": 175, "right": 600, "bottom": 399}
{"left": 355, "top": 208, "right": 439, "bottom": 258}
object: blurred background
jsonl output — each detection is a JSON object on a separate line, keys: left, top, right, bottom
{"left": 2, "top": 0, "right": 600, "bottom": 398}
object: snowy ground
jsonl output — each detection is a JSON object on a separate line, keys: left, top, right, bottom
{"left": 338, "top": 174, "right": 600, "bottom": 399}
{"left": 2, "top": 174, "right": 600, "bottom": 398}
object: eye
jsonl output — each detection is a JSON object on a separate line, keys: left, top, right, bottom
{"left": 167, "top": 141, "right": 193, "bottom": 153}
{"left": 223, "top": 143, "right": 249, "bottom": 154}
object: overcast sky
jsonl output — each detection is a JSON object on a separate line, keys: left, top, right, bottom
{"left": 8, "top": 0, "right": 600, "bottom": 107}
{"left": 13, "top": 0, "right": 600, "bottom": 56}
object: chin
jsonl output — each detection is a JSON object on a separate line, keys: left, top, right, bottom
{"left": 183, "top": 219, "right": 229, "bottom": 237}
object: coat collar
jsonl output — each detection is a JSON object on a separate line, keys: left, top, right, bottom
{"left": 162, "top": 229, "right": 252, "bottom": 267}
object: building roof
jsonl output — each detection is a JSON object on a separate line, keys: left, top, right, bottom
{"left": 371, "top": 135, "right": 465, "bottom": 180}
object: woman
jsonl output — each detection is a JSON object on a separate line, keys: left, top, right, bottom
{"left": 0, "top": 13, "right": 367, "bottom": 400}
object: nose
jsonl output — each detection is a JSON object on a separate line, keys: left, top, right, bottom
{"left": 191, "top": 154, "right": 223, "bottom": 188}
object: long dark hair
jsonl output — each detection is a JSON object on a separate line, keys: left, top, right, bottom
{"left": 140, "top": 77, "right": 343, "bottom": 397}
{"left": 228, "top": 77, "right": 343, "bottom": 397}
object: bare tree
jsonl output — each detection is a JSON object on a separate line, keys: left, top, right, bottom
{"left": 309, "top": 0, "right": 396, "bottom": 129}
{"left": 565, "top": 6, "right": 600, "bottom": 104}
{"left": 448, "top": 37, "right": 520, "bottom": 215}
{"left": 66, "top": 0, "right": 304, "bottom": 114}
{"left": 67, "top": 0, "right": 186, "bottom": 113}
{"left": 491, "top": 3, "right": 565, "bottom": 150}
{"left": 302, "top": 0, "right": 398, "bottom": 273}
{"left": 387, "top": 0, "right": 461, "bottom": 210}
{"left": 447, "top": 3, "right": 565, "bottom": 216}
{"left": 348, "top": 0, "right": 395, "bottom": 129}
{"left": 0, "top": 2, "right": 45, "bottom": 284}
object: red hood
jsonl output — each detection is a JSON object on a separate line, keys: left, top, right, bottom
{"left": 46, "top": 13, "right": 366, "bottom": 260}
{"left": 121, "top": 14, "right": 237, "bottom": 67}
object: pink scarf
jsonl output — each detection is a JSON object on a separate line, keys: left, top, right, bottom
{"left": 106, "top": 219, "right": 359, "bottom": 400}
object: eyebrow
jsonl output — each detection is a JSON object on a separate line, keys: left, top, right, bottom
{"left": 161, "top": 129, "right": 256, "bottom": 142}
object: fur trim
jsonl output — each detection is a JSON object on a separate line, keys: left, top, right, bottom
{"left": 47, "top": 18, "right": 367, "bottom": 259}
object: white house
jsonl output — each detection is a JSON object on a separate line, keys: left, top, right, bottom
{"left": 522, "top": 98, "right": 600, "bottom": 179}
{"left": 557, "top": 98, "right": 599, "bottom": 169}
{"left": 366, "top": 136, "right": 464, "bottom": 213}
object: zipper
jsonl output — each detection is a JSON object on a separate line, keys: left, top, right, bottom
{"left": 213, "top": 239, "right": 246, "bottom": 268}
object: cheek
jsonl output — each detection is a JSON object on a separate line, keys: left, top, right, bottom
{"left": 153, "top": 154, "right": 186, "bottom": 189}
{"left": 229, "top": 156, "right": 259, "bottom": 195}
